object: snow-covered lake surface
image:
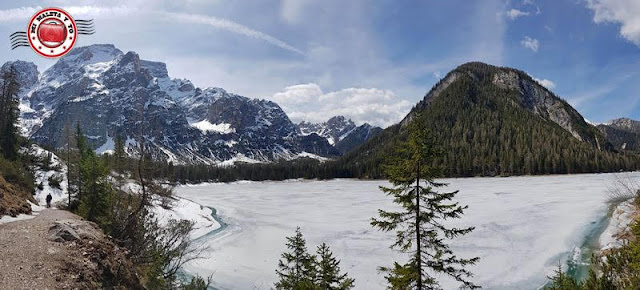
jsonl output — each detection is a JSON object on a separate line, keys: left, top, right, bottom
{"left": 176, "top": 173, "right": 640, "bottom": 289}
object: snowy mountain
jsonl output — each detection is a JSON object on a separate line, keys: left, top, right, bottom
{"left": 333, "top": 123, "right": 382, "bottom": 154}
{"left": 299, "top": 116, "right": 356, "bottom": 145}
{"left": 298, "top": 116, "right": 382, "bottom": 153}
{"left": 604, "top": 118, "right": 640, "bottom": 133}
{"left": 5, "top": 44, "right": 339, "bottom": 165}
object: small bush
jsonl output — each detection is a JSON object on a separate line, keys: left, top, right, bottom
{"left": 48, "top": 174, "right": 63, "bottom": 190}
{"left": 180, "top": 275, "right": 212, "bottom": 290}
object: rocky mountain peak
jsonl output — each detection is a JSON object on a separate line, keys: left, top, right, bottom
{"left": 297, "top": 116, "right": 381, "bottom": 152}
{"left": 141, "top": 60, "right": 169, "bottom": 79}
{"left": 606, "top": 118, "right": 640, "bottom": 133}
{"left": 12, "top": 44, "right": 338, "bottom": 165}
{"left": 60, "top": 44, "right": 123, "bottom": 66}
{"left": 0, "top": 61, "right": 39, "bottom": 90}
{"left": 326, "top": 116, "right": 355, "bottom": 129}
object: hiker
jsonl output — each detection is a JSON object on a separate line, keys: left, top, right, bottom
{"left": 46, "top": 193, "right": 52, "bottom": 208}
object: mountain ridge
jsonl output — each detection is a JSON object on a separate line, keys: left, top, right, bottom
{"left": 298, "top": 116, "right": 382, "bottom": 154}
{"left": 597, "top": 118, "right": 640, "bottom": 151}
{"left": 8, "top": 44, "right": 340, "bottom": 165}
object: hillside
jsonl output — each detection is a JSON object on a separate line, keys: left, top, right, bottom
{"left": 0, "top": 174, "right": 34, "bottom": 217}
{"left": 598, "top": 118, "right": 640, "bottom": 151}
{"left": 337, "top": 62, "right": 639, "bottom": 178}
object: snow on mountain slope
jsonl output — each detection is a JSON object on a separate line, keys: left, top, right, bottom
{"left": 4, "top": 44, "right": 338, "bottom": 165}
{"left": 298, "top": 116, "right": 382, "bottom": 153}
{"left": 298, "top": 116, "right": 356, "bottom": 145}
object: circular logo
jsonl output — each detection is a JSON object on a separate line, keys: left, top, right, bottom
{"left": 27, "top": 8, "right": 77, "bottom": 58}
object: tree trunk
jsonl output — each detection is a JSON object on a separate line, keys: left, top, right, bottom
{"left": 67, "top": 141, "right": 71, "bottom": 206}
{"left": 416, "top": 160, "right": 422, "bottom": 289}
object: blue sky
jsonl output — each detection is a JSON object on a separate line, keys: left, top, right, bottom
{"left": 0, "top": 0, "right": 638, "bottom": 127}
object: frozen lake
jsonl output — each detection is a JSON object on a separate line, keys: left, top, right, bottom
{"left": 177, "top": 173, "right": 640, "bottom": 289}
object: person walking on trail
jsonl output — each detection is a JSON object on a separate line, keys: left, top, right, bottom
{"left": 45, "top": 193, "right": 52, "bottom": 208}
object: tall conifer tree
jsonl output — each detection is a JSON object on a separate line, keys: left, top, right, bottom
{"left": 0, "top": 67, "right": 20, "bottom": 160}
{"left": 371, "top": 115, "right": 479, "bottom": 289}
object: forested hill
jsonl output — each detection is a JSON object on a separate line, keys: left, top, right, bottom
{"left": 335, "top": 62, "right": 639, "bottom": 178}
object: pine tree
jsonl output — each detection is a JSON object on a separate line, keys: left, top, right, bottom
{"left": 314, "top": 242, "right": 354, "bottom": 290}
{"left": 63, "top": 118, "right": 77, "bottom": 207}
{"left": 78, "top": 151, "right": 113, "bottom": 228}
{"left": 0, "top": 66, "right": 20, "bottom": 160}
{"left": 371, "top": 116, "right": 479, "bottom": 289}
{"left": 544, "top": 263, "right": 582, "bottom": 290}
{"left": 275, "top": 227, "right": 317, "bottom": 289}
{"left": 74, "top": 122, "right": 89, "bottom": 200}
{"left": 72, "top": 125, "right": 113, "bottom": 229}
{"left": 114, "top": 135, "right": 126, "bottom": 174}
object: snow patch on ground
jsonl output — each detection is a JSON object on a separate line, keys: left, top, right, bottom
{"left": 152, "top": 197, "right": 221, "bottom": 240}
{"left": 218, "top": 153, "right": 263, "bottom": 167}
{"left": 96, "top": 137, "right": 115, "bottom": 155}
{"left": 118, "top": 180, "right": 221, "bottom": 240}
{"left": 157, "top": 145, "right": 181, "bottom": 164}
{"left": 28, "top": 145, "right": 69, "bottom": 207}
{"left": 0, "top": 201, "right": 47, "bottom": 225}
{"left": 599, "top": 200, "right": 638, "bottom": 251}
{"left": 190, "top": 120, "right": 235, "bottom": 134}
{"left": 296, "top": 152, "right": 329, "bottom": 162}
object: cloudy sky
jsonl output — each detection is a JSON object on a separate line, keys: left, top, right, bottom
{"left": 0, "top": 0, "right": 639, "bottom": 127}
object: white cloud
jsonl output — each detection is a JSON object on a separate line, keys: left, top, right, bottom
{"left": 159, "top": 11, "right": 304, "bottom": 55}
{"left": 586, "top": 0, "right": 640, "bottom": 46}
{"left": 0, "top": 5, "right": 303, "bottom": 55}
{"left": 521, "top": 36, "right": 539, "bottom": 52}
{"left": 0, "top": 6, "right": 134, "bottom": 21}
{"left": 506, "top": 9, "right": 530, "bottom": 20}
{"left": 272, "top": 83, "right": 412, "bottom": 127}
{"left": 280, "top": 0, "right": 310, "bottom": 24}
{"left": 272, "top": 83, "right": 323, "bottom": 104}
{"left": 533, "top": 77, "right": 556, "bottom": 90}
{"left": 66, "top": 6, "right": 135, "bottom": 17}
{"left": 0, "top": 6, "right": 41, "bottom": 21}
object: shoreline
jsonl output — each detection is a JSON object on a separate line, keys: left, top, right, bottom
{"left": 598, "top": 198, "right": 638, "bottom": 251}
{"left": 564, "top": 197, "right": 639, "bottom": 282}
{"left": 176, "top": 171, "right": 640, "bottom": 186}
{"left": 176, "top": 202, "right": 228, "bottom": 290}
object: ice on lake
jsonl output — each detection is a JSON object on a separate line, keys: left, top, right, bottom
{"left": 177, "top": 173, "right": 640, "bottom": 289}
